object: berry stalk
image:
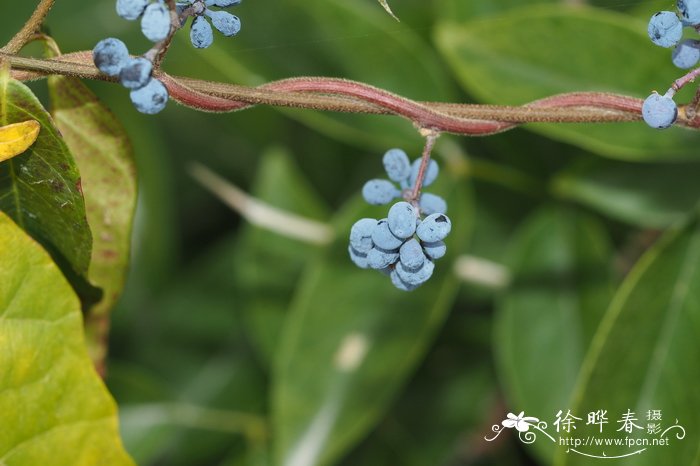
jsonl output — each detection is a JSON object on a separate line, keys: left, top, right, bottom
{"left": 409, "top": 131, "right": 439, "bottom": 204}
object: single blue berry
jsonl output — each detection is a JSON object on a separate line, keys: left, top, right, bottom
{"left": 387, "top": 201, "right": 418, "bottom": 239}
{"left": 116, "top": 0, "right": 149, "bottom": 20}
{"left": 672, "top": 39, "right": 700, "bottom": 68}
{"left": 419, "top": 193, "right": 447, "bottom": 215}
{"left": 390, "top": 269, "right": 416, "bottom": 291}
{"left": 93, "top": 38, "right": 130, "bottom": 77}
{"left": 367, "top": 247, "right": 400, "bottom": 270}
{"left": 396, "top": 259, "right": 434, "bottom": 286}
{"left": 362, "top": 179, "right": 400, "bottom": 205}
{"left": 191, "top": 15, "right": 214, "bottom": 48}
{"left": 119, "top": 57, "right": 153, "bottom": 90}
{"left": 422, "top": 240, "right": 446, "bottom": 260}
{"left": 399, "top": 239, "right": 426, "bottom": 271}
{"left": 349, "top": 218, "right": 377, "bottom": 254}
{"left": 678, "top": 0, "right": 700, "bottom": 25}
{"left": 648, "top": 11, "right": 683, "bottom": 48}
{"left": 130, "top": 78, "right": 169, "bottom": 114}
{"left": 642, "top": 92, "right": 678, "bottom": 129}
{"left": 416, "top": 213, "right": 452, "bottom": 242}
{"left": 141, "top": 2, "right": 172, "bottom": 42}
{"left": 372, "top": 219, "right": 404, "bottom": 250}
{"left": 348, "top": 245, "right": 370, "bottom": 269}
{"left": 409, "top": 158, "right": 439, "bottom": 188}
{"left": 206, "top": 10, "right": 241, "bottom": 36}
{"left": 382, "top": 148, "right": 411, "bottom": 183}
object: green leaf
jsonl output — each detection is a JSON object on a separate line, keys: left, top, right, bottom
{"left": 434, "top": 5, "right": 700, "bottom": 160}
{"left": 553, "top": 159, "right": 700, "bottom": 228}
{"left": 48, "top": 75, "right": 137, "bottom": 369}
{"left": 272, "top": 167, "right": 472, "bottom": 466}
{"left": 0, "top": 211, "right": 134, "bottom": 466}
{"left": 233, "top": 147, "right": 330, "bottom": 366}
{"left": 0, "top": 71, "right": 92, "bottom": 274}
{"left": 435, "top": 0, "right": 555, "bottom": 22}
{"left": 495, "top": 207, "right": 613, "bottom": 460}
{"left": 556, "top": 213, "right": 700, "bottom": 466}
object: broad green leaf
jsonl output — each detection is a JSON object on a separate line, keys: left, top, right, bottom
{"left": 556, "top": 214, "right": 700, "bottom": 466}
{"left": 0, "top": 72, "right": 92, "bottom": 274}
{"left": 553, "top": 159, "right": 700, "bottom": 228}
{"left": 0, "top": 211, "right": 134, "bottom": 466}
{"left": 173, "top": 0, "right": 454, "bottom": 150}
{"left": 341, "top": 310, "right": 498, "bottom": 466}
{"left": 496, "top": 207, "right": 613, "bottom": 461}
{"left": 0, "top": 120, "right": 39, "bottom": 162}
{"left": 233, "top": 147, "right": 330, "bottom": 366}
{"left": 48, "top": 75, "right": 137, "bottom": 370}
{"left": 434, "top": 5, "right": 700, "bottom": 160}
{"left": 272, "top": 165, "right": 472, "bottom": 466}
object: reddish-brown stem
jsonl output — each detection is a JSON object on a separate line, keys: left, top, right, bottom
{"left": 409, "top": 132, "right": 440, "bottom": 204}
{"left": 4, "top": 50, "right": 700, "bottom": 133}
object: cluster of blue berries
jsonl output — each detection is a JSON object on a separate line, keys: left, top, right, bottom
{"left": 93, "top": 38, "right": 169, "bottom": 114}
{"left": 93, "top": 0, "right": 242, "bottom": 114}
{"left": 348, "top": 149, "right": 452, "bottom": 291}
{"left": 643, "top": 1, "right": 700, "bottom": 128}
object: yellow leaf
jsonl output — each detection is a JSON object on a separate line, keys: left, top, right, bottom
{"left": 0, "top": 120, "right": 40, "bottom": 162}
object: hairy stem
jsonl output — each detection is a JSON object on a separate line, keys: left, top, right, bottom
{"left": 1, "top": 0, "right": 56, "bottom": 54}
{"left": 3, "top": 50, "right": 700, "bottom": 134}
{"left": 410, "top": 131, "right": 440, "bottom": 203}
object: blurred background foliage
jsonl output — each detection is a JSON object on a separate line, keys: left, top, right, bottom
{"left": 3, "top": 0, "right": 700, "bottom": 465}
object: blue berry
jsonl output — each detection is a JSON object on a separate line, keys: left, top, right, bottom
{"left": 419, "top": 193, "right": 447, "bottom": 215}
{"left": 422, "top": 240, "right": 446, "bottom": 260}
{"left": 382, "top": 148, "right": 411, "bottom": 183}
{"left": 399, "top": 239, "right": 425, "bottom": 270}
{"left": 388, "top": 202, "right": 418, "bottom": 239}
{"left": 349, "top": 218, "right": 377, "bottom": 254}
{"left": 362, "top": 179, "right": 400, "bottom": 205}
{"left": 648, "top": 11, "right": 683, "bottom": 48}
{"left": 116, "top": 0, "right": 149, "bottom": 20}
{"left": 191, "top": 15, "right": 214, "bottom": 48}
{"left": 206, "top": 0, "right": 241, "bottom": 6}
{"left": 119, "top": 57, "right": 153, "bottom": 90}
{"left": 416, "top": 213, "right": 452, "bottom": 242}
{"left": 390, "top": 269, "right": 416, "bottom": 291}
{"left": 93, "top": 38, "right": 130, "bottom": 77}
{"left": 141, "top": 2, "right": 172, "bottom": 42}
{"left": 678, "top": 0, "right": 700, "bottom": 25}
{"left": 642, "top": 92, "right": 678, "bottom": 129}
{"left": 348, "top": 245, "right": 370, "bottom": 269}
{"left": 409, "top": 159, "right": 439, "bottom": 188}
{"left": 672, "top": 39, "right": 700, "bottom": 68}
{"left": 206, "top": 10, "right": 241, "bottom": 36}
{"left": 367, "top": 247, "right": 399, "bottom": 270}
{"left": 371, "top": 219, "right": 404, "bottom": 250}
{"left": 130, "top": 78, "right": 169, "bottom": 114}
{"left": 396, "top": 259, "right": 434, "bottom": 286}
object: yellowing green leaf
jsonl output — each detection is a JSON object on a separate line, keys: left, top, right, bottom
{"left": 0, "top": 211, "right": 134, "bottom": 466}
{"left": 48, "top": 75, "right": 137, "bottom": 372}
{"left": 0, "top": 120, "right": 39, "bottom": 162}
